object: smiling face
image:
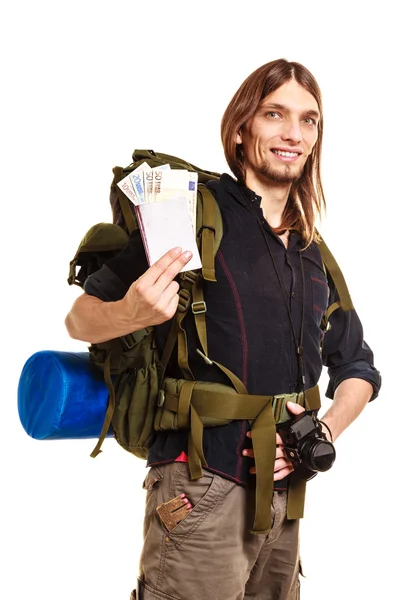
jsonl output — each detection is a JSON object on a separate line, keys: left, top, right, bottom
{"left": 236, "top": 79, "right": 320, "bottom": 186}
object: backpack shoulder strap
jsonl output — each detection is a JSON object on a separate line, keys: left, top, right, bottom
{"left": 315, "top": 232, "right": 354, "bottom": 325}
{"left": 196, "top": 183, "right": 223, "bottom": 282}
{"left": 173, "top": 184, "right": 244, "bottom": 394}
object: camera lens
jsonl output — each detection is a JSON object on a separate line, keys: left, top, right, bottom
{"left": 302, "top": 439, "right": 336, "bottom": 472}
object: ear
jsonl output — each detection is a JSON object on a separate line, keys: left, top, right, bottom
{"left": 235, "top": 130, "right": 242, "bottom": 145}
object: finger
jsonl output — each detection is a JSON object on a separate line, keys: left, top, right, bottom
{"left": 242, "top": 449, "right": 254, "bottom": 458}
{"left": 286, "top": 401, "right": 306, "bottom": 416}
{"left": 162, "top": 293, "right": 180, "bottom": 321}
{"left": 153, "top": 251, "right": 193, "bottom": 293}
{"left": 276, "top": 432, "right": 284, "bottom": 445}
{"left": 141, "top": 248, "right": 192, "bottom": 287}
{"left": 245, "top": 447, "right": 285, "bottom": 473}
{"left": 248, "top": 430, "right": 291, "bottom": 446}
{"left": 242, "top": 434, "right": 285, "bottom": 458}
{"left": 142, "top": 247, "right": 182, "bottom": 284}
{"left": 249, "top": 456, "right": 294, "bottom": 476}
{"left": 274, "top": 465, "right": 294, "bottom": 481}
{"left": 159, "top": 280, "right": 180, "bottom": 308}
{"left": 274, "top": 458, "right": 292, "bottom": 473}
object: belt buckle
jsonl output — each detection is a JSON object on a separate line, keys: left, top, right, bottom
{"left": 272, "top": 394, "right": 286, "bottom": 422}
{"left": 272, "top": 392, "right": 301, "bottom": 423}
{"left": 272, "top": 394, "right": 285, "bottom": 411}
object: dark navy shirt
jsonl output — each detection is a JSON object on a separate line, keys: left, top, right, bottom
{"left": 84, "top": 174, "right": 381, "bottom": 489}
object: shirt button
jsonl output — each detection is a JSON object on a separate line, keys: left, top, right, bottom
{"left": 292, "top": 292, "right": 295, "bottom": 298}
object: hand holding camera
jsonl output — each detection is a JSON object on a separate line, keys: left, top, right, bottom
{"left": 276, "top": 409, "right": 336, "bottom": 480}
{"left": 244, "top": 402, "right": 336, "bottom": 481}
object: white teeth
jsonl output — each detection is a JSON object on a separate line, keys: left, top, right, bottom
{"left": 273, "top": 150, "right": 298, "bottom": 157}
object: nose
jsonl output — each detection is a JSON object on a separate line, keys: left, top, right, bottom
{"left": 281, "top": 118, "right": 302, "bottom": 144}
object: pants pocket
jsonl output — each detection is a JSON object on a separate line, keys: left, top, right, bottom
{"left": 163, "top": 467, "right": 231, "bottom": 549}
{"left": 142, "top": 465, "right": 164, "bottom": 491}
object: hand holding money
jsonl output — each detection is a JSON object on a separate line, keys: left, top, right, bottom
{"left": 122, "top": 247, "right": 193, "bottom": 329}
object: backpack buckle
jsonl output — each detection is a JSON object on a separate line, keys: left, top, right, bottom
{"left": 192, "top": 301, "right": 207, "bottom": 315}
{"left": 178, "top": 289, "right": 191, "bottom": 312}
{"left": 272, "top": 394, "right": 286, "bottom": 419}
{"left": 180, "top": 270, "right": 199, "bottom": 285}
{"left": 121, "top": 332, "right": 139, "bottom": 350}
{"left": 121, "top": 329, "right": 148, "bottom": 350}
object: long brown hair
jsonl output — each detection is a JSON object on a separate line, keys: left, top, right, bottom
{"left": 221, "top": 59, "right": 325, "bottom": 245}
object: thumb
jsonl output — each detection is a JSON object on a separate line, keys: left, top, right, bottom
{"left": 286, "top": 401, "right": 306, "bottom": 416}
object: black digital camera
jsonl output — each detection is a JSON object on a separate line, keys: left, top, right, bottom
{"left": 276, "top": 410, "right": 336, "bottom": 480}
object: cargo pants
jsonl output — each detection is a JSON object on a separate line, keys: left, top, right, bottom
{"left": 131, "top": 462, "right": 301, "bottom": 600}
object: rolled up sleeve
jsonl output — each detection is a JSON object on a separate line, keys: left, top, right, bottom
{"left": 322, "top": 280, "right": 382, "bottom": 401}
{"left": 84, "top": 229, "right": 148, "bottom": 302}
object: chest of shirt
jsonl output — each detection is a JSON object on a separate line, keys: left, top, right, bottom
{"left": 203, "top": 204, "right": 329, "bottom": 331}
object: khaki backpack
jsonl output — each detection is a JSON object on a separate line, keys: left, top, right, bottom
{"left": 68, "top": 149, "right": 354, "bottom": 534}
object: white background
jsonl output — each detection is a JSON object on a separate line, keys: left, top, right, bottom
{"left": 1, "top": 1, "right": 411, "bottom": 598}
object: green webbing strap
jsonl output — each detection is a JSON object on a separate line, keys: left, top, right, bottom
{"left": 211, "top": 361, "right": 248, "bottom": 394}
{"left": 165, "top": 386, "right": 275, "bottom": 532}
{"left": 285, "top": 385, "right": 321, "bottom": 519}
{"left": 185, "top": 272, "right": 248, "bottom": 395}
{"left": 317, "top": 237, "right": 354, "bottom": 312}
{"left": 90, "top": 351, "right": 116, "bottom": 458}
{"left": 174, "top": 183, "right": 220, "bottom": 379}
{"left": 113, "top": 166, "right": 138, "bottom": 235}
{"left": 325, "top": 300, "right": 341, "bottom": 322}
{"left": 176, "top": 289, "right": 195, "bottom": 380}
{"left": 191, "top": 277, "right": 208, "bottom": 357}
{"left": 304, "top": 385, "right": 321, "bottom": 410}
{"left": 250, "top": 402, "right": 277, "bottom": 533}
{"left": 178, "top": 381, "right": 207, "bottom": 479}
{"left": 286, "top": 474, "right": 307, "bottom": 520}
{"left": 160, "top": 319, "right": 180, "bottom": 369}
{"left": 189, "top": 404, "right": 208, "bottom": 479}
{"left": 163, "top": 384, "right": 320, "bottom": 533}
{"left": 177, "top": 381, "right": 196, "bottom": 429}
{"left": 176, "top": 273, "right": 248, "bottom": 394}
{"left": 199, "top": 185, "right": 217, "bottom": 282}
{"left": 167, "top": 390, "right": 271, "bottom": 413}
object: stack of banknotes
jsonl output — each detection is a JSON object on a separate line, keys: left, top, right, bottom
{"left": 117, "top": 162, "right": 201, "bottom": 272}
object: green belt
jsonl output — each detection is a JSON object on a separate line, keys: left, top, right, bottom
{"left": 161, "top": 383, "right": 321, "bottom": 534}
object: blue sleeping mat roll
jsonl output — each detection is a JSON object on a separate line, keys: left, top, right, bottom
{"left": 18, "top": 350, "right": 112, "bottom": 440}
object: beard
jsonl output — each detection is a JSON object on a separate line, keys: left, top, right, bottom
{"left": 256, "top": 156, "right": 305, "bottom": 184}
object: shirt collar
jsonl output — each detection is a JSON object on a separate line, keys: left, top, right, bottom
{"left": 218, "top": 173, "right": 260, "bottom": 207}
{"left": 218, "top": 174, "right": 305, "bottom": 251}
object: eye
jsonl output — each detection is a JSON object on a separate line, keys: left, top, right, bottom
{"left": 303, "top": 117, "right": 318, "bottom": 126}
{"left": 266, "top": 111, "right": 281, "bottom": 119}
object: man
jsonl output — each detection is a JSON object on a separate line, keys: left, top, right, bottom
{"left": 65, "top": 59, "right": 381, "bottom": 600}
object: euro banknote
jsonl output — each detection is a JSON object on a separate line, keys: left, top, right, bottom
{"left": 116, "top": 162, "right": 201, "bottom": 271}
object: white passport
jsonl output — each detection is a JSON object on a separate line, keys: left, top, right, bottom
{"left": 136, "top": 196, "right": 202, "bottom": 272}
